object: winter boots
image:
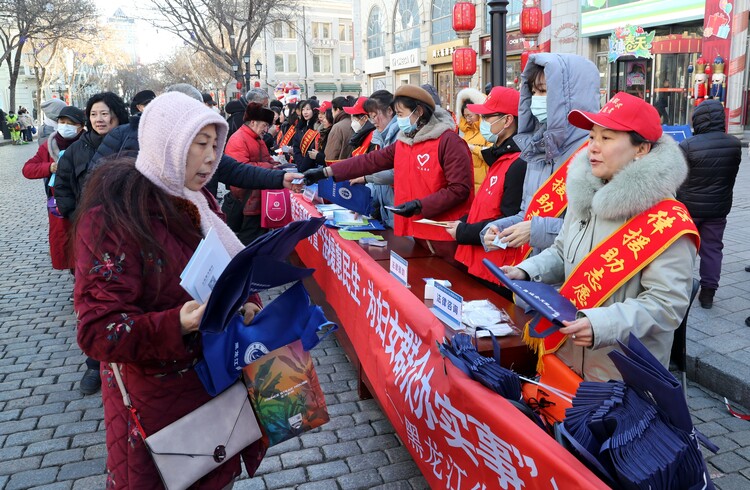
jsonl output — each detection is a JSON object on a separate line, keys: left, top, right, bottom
{"left": 698, "top": 287, "right": 716, "bottom": 309}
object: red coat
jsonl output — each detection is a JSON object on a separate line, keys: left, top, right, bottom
{"left": 22, "top": 140, "right": 73, "bottom": 270}
{"left": 75, "top": 190, "right": 265, "bottom": 489}
{"left": 225, "top": 125, "right": 275, "bottom": 216}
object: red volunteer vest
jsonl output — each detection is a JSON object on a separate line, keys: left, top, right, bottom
{"left": 393, "top": 137, "right": 473, "bottom": 241}
{"left": 454, "top": 151, "right": 522, "bottom": 283}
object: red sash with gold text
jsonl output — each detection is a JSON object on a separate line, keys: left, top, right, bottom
{"left": 280, "top": 126, "right": 296, "bottom": 147}
{"left": 514, "top": 142, "right": 588, "bottom": 264}
{"left": 351, "top": 131, "right": 377, "bottom": 156}
{"left": 299, "top": 129, "right": 320, "bottom": 156}
{"left": 524, "top": 198, "right": 700, "bottom": 368}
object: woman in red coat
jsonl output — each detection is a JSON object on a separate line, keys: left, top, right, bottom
{"left": 22, "top": 106, "right": 85, "bottom": 270}
{"left": 73, "top": 92, "right": 265, "bottom": 489}
{"left": 303, "top": 85, "right": 474, "bottom": 260}
{"left": 224, "top": 102, "right": 277, "bottom": 244}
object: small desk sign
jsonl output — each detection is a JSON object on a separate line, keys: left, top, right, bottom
{"left": 431, "top": 282, "right": 464, "bottom": 330}
{"left": 389, "top": 251, "right": 408, "bottom": 286}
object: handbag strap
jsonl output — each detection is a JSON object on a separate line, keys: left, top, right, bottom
{"left": 110, "top": 363, "right": 149, "bottom": 439}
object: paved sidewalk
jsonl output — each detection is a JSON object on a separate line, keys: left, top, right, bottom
{"left": 1, "top": 142, "right": 750, "bottom": 489}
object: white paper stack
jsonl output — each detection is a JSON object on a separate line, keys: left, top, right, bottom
{"left": 179, "top": 228, "right": 231, "bottom": 303}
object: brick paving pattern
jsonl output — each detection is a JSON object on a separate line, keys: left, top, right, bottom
{"left": 1, "top": 141, "right": 749, "bottom": 488}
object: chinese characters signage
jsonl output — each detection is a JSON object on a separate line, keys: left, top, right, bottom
{"left": 607, "top": 25, "right": 655, "bottom": 63}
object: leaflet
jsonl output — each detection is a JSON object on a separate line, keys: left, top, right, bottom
{"left": 180, "top": 228, "right": 231, "bottom": 304}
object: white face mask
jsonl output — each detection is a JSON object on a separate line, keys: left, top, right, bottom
{"left": 351, "top": 119, "right": 362, "bottom": 133}
{"left": 57, "top": 123, "right": 80, "bottom": 139}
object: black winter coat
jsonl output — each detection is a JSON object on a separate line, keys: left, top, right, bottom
{"left": 89, "top": 114, "right": 141, "bottom": 169}
{"left": 677, "top": 100, "right": 741, "bottom": 219}
{"left": 225, "top": 98, "right": 247, "bottom": 142}
{"left": 54, "top": 131, "right": 104, "bottom": 219}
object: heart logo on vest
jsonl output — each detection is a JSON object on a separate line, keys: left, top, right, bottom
{"left": 489, "top": 176, "right": 498, "bottom": 187}
{"left": 417, "top": 154, "right": 430, "bottom": 167}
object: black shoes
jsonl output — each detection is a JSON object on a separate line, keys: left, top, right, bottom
{"left": 79, "top": 368, "right": 101, "bottom": 395}
{"left": 746, "top": 317, "right": 750, "bottom": 328}
{"left": 698, "top": 287, "right": 716, "bottom": 309}
{"left": 746, "top": 265, "right": 750, "bottom": 272}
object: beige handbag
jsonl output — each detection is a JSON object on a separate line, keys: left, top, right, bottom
{"left": 111, "top": 364, "right": 261, "bottom": 490}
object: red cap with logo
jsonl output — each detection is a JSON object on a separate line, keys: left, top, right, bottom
{"left": 466, "top": 87, "right": 520, "bottom": 116}
{"left": 318, "top": 100, "right": 333, "bottom": 113}
{"left": 343, "top": 96, "right": 368, "bottom": 115}
{"left": 568, "top": 92, "right": 662, "bottom": 142}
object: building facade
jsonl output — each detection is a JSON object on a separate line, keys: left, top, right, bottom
{"left": 261, "top": 0, "right": 364, "bottom": 102}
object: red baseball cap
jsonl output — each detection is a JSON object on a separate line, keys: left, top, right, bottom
{"left": 343, "top": 96, "right": 368, "bottom": 115}
{"left": 466, "top": 87, "right": 519, "bottom": 116}
{"left": 319, "top": 100, "right": 332, "bottom": 113}
{"left": 568, "top": 92, "right": 662, "bottom": 142}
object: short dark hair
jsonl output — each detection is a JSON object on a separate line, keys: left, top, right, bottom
{"left": 628, "top": 130, "right": 658, "bottom": 148}
{"left": 392, "top": 96, "right": 433, "bottom": 126}
{"left": 331, "top": 96, "right": 352, "bottom": 111}
{"left": 363, "top": 90, "right": 393, "bottom": 114}
{"left": 85, "top": 92, "right": 128, "bottom": 132}
{"left": 525, "top": 63, "right": 546, "bottom": 94}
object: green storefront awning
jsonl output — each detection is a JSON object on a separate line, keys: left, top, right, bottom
{"left": 340, "top": 83, "right": 362, "bottom": 93}
{"left": 314, "top": 83, "right": 338, "bottom": 92}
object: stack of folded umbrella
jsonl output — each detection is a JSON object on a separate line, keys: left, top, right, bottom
{"left": 439, "top": 333, "right": 521, "bottom": 401}
{"left": 559, "top": 334, "right": 715, "bottom": 489}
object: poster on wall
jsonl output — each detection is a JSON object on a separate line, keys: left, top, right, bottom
{"left": 704, "top": 0, "right": 733, "bottom": 39}
{"left": 626, "top": 61, "right": 647, "bottom": 86}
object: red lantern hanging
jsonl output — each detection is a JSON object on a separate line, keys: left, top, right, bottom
{"left": 452, "top": 2, "right": 477, "bottom": 40}
{"left": 520, "top": 0, "right": 543, "bottom": 37}
{"left": 453, "top": 46, "right": 477, "bottom": 78}
{"left": 236, "top": 81, "right": 243, "bottom": 90}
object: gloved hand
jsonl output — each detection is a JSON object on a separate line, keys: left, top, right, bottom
{"left": 391, "top": 200, "right": 422, "bottom": 217}
{"left": 303, "top": 167, "right": 328, "bottom": 186}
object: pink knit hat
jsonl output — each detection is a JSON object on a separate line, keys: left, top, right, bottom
{"left": 135, "top": 92, "right": 245, "bottom": 257}
{"left": 136, "top": 92, "right": 228, "bottom": 194}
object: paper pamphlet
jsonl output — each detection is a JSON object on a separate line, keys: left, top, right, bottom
{"left": 415, "top": 219, "right": 452, "bottom": 228}
{"left": 180, "top": 228, "right": 231, "bottom": 304}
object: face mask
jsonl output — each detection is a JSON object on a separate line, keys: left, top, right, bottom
{"left": 530, "top": 96, "right": 547, "bottom": 124}
{"left": 57, "top": 124, "right": 80, "bottom": 139}
{"left": 396, "top": 109, "right": 417, "bottom": 133}
{"left": 479, "top": 118, "right": 502, "bottom": 144}
{"left": 351, "top": 119, "right": 362, "bottom": 133}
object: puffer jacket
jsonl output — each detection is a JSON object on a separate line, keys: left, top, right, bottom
{"left": 481, "top": 53, "right": 600, "bottom": 255}
{"left": 54, "top": 130, "right": 104, "bottom": 219}
{"left": 456, "top": 88, "right": 490, "bottom": 192}
{"left": 225, "top": 97, "right": 247, "bottom": 142}
{"left": 517, "top": 135, "right": 697, "bottom": 382}
{"left": 677, "top": 99, "right": 741, "bottom": 219}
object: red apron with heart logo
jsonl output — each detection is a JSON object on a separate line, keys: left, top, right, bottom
{"left": 261, "top": 189, "right": 293, "bottom": 228}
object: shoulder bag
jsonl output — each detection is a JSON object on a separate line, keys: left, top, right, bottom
{"left": 111, "top": 364, "right": 261, "bottom": 490}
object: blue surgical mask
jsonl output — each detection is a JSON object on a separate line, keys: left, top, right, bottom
{"left": 530, "top": 95, "right": 547, "bottom": 124}
{"left": 480, "top": 118, "right": 501, "bottom": 144}
{"left": 57, "top": 124, "right": 80, "bottom": 140}
{"left": 396, "top": 109, "right": 417, "bottom": 133}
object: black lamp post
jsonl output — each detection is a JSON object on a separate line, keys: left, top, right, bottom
{"left": 488, "top": 0, "right": 509, "bottom": 87}
{"left": 242, "top": 55, "right": 263, "bottom": 91}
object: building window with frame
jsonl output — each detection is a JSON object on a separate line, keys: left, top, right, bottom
{"left": 340, "top": 55, "right": 353, "bottom": 74}
{"left": 431, "top": 0, "right": 457, "bottom": 44}
{"left": 312, "top": 22, "right": 332, "bottom": 39}
{"left": 288, "top": 53, "right": 297, "bottom": 72}
{"left": 275, "top": 54, "right": 284, "bottom": 72}
{"left": 313, "top": 49, "right": 333, "bottom": 73}
{"left": 339, "top": 23, "right": 352, "bottom": 42}
{"left": 273, "top": 22, "right": 284, "bottom": 38}
{"left": 485, "top": 0, "right": 522, "bottom": 33}
{"left": 367, "top": 6, "right": 385, "bottom": 59}
{"left": 393, "top": 0, "right": 420, "bottom": 52}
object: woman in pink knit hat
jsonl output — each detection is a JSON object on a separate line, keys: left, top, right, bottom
{"left": 72, "top": 92, "right": 265, "bottom": 489}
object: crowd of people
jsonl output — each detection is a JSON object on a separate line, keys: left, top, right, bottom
{"left": 15, "top": 51, "right": 742, "bottom": 488}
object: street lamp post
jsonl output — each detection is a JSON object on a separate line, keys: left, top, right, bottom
{"left": 488, "top": 0, "right": 510, "bottom": 87}
{"left": 242, "top": 55, "right": 263, "bottom": 91}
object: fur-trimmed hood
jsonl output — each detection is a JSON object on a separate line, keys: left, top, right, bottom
{"left": 455, "top": 88, "right": 486, "bottom": 116}
{"left": 567, "top": 135, "right": 688, "bottom": 221}
{"left": 397, "top": 107, "right": 456, "bottom": 146}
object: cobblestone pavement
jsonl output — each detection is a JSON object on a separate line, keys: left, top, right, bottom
{"left": 1, "top": 141, "right": 750, "bottom": 489}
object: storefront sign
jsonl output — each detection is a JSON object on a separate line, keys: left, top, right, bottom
{"left": 607, "top": 25, "right": 655, "bottom": 62}
{"left": 390, "top": 48, "right": 420, "bottom": 70}
{"left": 427, "top": 39, "right": 465, "bottom": 65}
{"left": 581, "top": 0, "right": 705, "bottom": 37}
{"left": 479, "top": 31, "right": 525, "bottom": 57}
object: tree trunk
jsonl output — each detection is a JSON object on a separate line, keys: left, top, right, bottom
{"left": 8, "top": 44, "right": 24, "bottom": 114}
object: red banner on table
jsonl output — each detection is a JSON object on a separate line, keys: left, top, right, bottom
{"left": 291, "top": 195, "right": 607, "bottom": 489}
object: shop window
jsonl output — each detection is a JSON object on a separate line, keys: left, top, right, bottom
{"left": 367, "top": 6, "right": 385, "bottom": 59}
{"left": 431, "top": 0, "right": 458, "bottom": 44}
{"left": 394, "top": 0, "right": 420, "bottom": 52}
{"left": 485, "top": 0, "right": 522, "bottom": 34}
{"left": 313, "top": 49, "right": 333, "bottom": 73}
